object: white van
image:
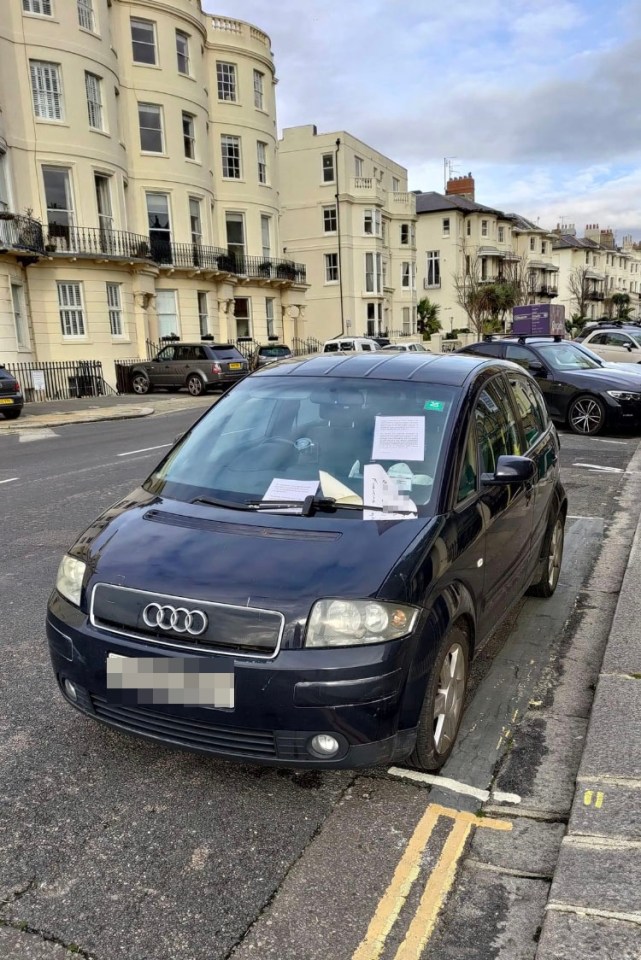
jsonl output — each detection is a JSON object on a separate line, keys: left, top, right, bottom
{"left": 322, "top": 337, "right": 380, "bottom": 353}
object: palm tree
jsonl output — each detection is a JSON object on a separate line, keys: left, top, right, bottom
{"left": 417, "top": 297, "right": 441, "bottom": 338}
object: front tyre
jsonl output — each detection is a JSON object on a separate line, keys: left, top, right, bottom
{"left": 567, "top": 394, "right": 605, "bottom": 435}
{"left": 527, "top": 512, "right": 565, "bottom": 598}
{"left": 409, "top": 623, "right": 469, "bottom": 772}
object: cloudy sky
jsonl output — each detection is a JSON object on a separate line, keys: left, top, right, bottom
{"left": 208, "top": 0, "right": 641, "bottom": 240}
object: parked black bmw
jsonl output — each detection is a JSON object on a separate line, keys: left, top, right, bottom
{"left": 47, "top": 353, "right": 566, "bottom": 771}
{"left": 459, "top": 337, "right": 641, "bottom": 435}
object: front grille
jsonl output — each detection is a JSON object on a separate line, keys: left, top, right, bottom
{"left": 91, "top": 583, "right": 283, "bottom": 658}
{"left": 91, "top": 695, "right": 277, "bottom": 757}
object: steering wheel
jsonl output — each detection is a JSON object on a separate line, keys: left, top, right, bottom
{"left": 258, "top": 438, "right": 299, "bottom": 451}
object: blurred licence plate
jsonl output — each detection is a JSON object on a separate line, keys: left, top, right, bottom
{"left": 106, "top": 653, "right": 234, "bottom": 708}
{"left": 0, "top": 398, "right": 14, "bottom": 404}
{"left": 229, "top": 362, "right": 242, "bottom": 370}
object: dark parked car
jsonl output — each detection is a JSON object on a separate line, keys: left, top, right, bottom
{"left": 0, "top": 365, "right": 24, "bottom": 420}
{"left": 131, "top": 342, "right": 249, "bottom": 396}
{"left": 459, "top": 337, "right": 641, "bottom": 435}
{"left": 251, "top": 343, "right": 293, "bottom": 371}
{"left": 48, "top": 353, "right": 566, "bottom": 772}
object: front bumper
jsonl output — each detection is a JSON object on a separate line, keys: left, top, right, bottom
{"left": 47, "top": 602, "right": 420, "bottom": 769}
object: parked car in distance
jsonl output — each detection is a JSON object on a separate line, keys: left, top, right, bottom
{"left": 322, "top": 337, "right": 381, "bottom": 353}
{"left": 251, "top": 343, "right": 293, "bottom": 371}
{"left": 130, "top": 342, "right": 249, "bottom": 396}
{"left": 575, "top": 326, "right": 641, "bottom": 366}
{"left": 459, "top": 336, "right": 641, "bottom": 435}
{"left": 381, "top": 342, "right": 431, "bottom": 353}
{"left": 0, "top": 365, "right": 23, "bottom": 420}
{"left": 48, "top": 352, "right": 566, "bottom": 773}
{"left": 371, "top": 337, "right": 391, "bottom": 347}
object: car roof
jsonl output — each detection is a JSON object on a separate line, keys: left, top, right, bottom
{"left": 166, "top": 342, "right": 237, "bottom": 349}
{"left": 252, "top": 351, "right": 517, "bottom": 386}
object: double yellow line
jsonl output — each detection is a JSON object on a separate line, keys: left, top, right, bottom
{"left": 352, "top": 803, "right": 512, "bottom": 960}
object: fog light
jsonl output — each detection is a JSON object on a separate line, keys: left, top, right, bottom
{"left": 310, "top": 734, "right": 340, "bottom": 757}
{"left": 63, "top": 679, "right": 77, "bottom": 702}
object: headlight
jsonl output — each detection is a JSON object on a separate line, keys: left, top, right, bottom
{"left": 55, "top": 555, "right": 87, "bottom": 607}
{"left": 607, "top": 390, "right": 641, "bottom": 401}
{"left": 305, "top": 599, "right": 419, "bottom": 648}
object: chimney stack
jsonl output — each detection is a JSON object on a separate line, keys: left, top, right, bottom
{"left": 446, "top": 172, "right": 475, "bottom": 202}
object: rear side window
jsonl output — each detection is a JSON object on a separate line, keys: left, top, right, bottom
{"left": 0, "top": 368, "right": 13, "bottom": 380}
{"left": 339, "top": 341, "right": 355, "bottom": 351}
{"left": 505, "top": 344, "right": 538, "bottom": 370}
{"left": 508, "top": 375, "right": 547, "bottom": 448}
{"left": 211, "top": 347, "right": 244, "bottom": 361}
{"left": 465, "top": 343, "right": 502, "bottom": 357}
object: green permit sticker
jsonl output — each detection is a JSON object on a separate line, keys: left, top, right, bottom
{"left": 424, "top": 400, "right": 445, "bottom": 412}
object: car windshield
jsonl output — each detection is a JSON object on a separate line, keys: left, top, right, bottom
{"left": 146, "top": 376, "right": 458, "bottom": 517}
{"left": 537, "top": 342, "right": 602, "bottom": 370}
{"left": 260, "top": 346, "right": 290, "bottom": 357}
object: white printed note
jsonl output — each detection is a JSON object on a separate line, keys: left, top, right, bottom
{"left": 372, "top": 416, "right": 425, "bottom": 462}
{"left": 363, "top": 464, "right": 418, "bottom": 521}
{"left": 262, "top": 478, "right": 319, "bottom": 503}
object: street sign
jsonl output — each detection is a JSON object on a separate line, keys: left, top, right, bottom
{"left": 32, "top": 370, "right": 46, "bottom": 391}
{"left": 512, "top": 304, "right": 565, "bottom": 337}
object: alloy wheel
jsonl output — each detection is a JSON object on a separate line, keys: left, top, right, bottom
{"left": 132, "top": 375, "right": 150, "bottom": 395}
{"left": 548, "top": 518, "right": 564, "bottom": 591}
{"left": 433, "top": 642, "right": 466, "bottom": 754}
{"left": 188, "top": 376, "right": 204, "bottom": 397}
{"left": 569, "top": 397, "right": 603, "bottom": 435}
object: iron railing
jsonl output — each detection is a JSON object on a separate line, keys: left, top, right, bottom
{"left": 149, "top": 239, "right": 235, "bottom": 271}
{"left": 6, "top": 359, "right": 116, "bottom": 403}
{"left": 234, "top": 256, "right": 306, "bottom": 283}
{"left": 47, "top": 225, "right": 151, "bottom": 259}
{"left": 292, "top": 336, "right": 323, "bottom": 355}
{"left": 0, "top": 214, "right": 45, "bottom": 254}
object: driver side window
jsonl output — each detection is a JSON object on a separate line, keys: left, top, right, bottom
{"left": 505, "top": 344, "right": 538, "bottom": 370}
{"left": 475, "top": 380, "right": 520, "bottom": 474}
{"left": 156, "top": 346, "right": 176, "bottom": 361}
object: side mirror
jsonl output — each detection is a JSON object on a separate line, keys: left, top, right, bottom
{"left": 528, "top": 361, "right": 546, "bottom": 376}
{"left": 152, "top": 356, "right": 161, "bottom": 362}
{"left": 626, "top": 344, "right": 634, "bottom": 352}
{"left": 482, "top": 455, "right": 535, "bottom": 486}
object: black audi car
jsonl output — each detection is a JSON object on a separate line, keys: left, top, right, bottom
{"left": 0, "top": 365, "right": 24, "bottom": 420}
{"left": 47, "top": 353, "right": 566, "bottom": 771}
{"left": 460, "top": 337, "right": 641, "bottom": 435}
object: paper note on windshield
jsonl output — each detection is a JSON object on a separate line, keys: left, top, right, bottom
{"left": 319, "top": 471, "right": 362, "bottom": 505}
{"left": 372, "top": 416, "right": 425, "bottom": 462}
{"left": 363, "top": 464, "right": 418, "bottom": 521}
{"left": 263, "top": 478, "right": 319, "bottom": 503}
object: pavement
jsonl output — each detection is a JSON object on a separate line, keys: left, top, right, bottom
{"left": 0, "top": 393, "right": 215, "bottom": 429}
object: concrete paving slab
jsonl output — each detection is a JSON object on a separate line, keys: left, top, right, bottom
{"left": 578, "top": 676, "right": 641, "bottom": 780}
{"left": 425, "top": 864, "right": 549, "bottom": 960}
{"left": 548, "top": 838, "right": 641, "bottom": 917}
{"left": 537, "top": 911, "right": 641, "bottom": 960}
{"left": 0, "top": 926, "right": 81, "bottom": 960}
{"left": 469, "top": 818, "right": 565, "bottom": 878}
{"left": 493, "top": 714, "right": 588, "bottom": 817}
{"left": 571, "top": 779, "right": 641, "bottom": 840}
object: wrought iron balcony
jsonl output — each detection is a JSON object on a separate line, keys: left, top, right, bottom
{"left": 535, "top": 284, "right": 559, "bottom": 297}
{"left": 0, "top": 213, "right": 44, "bottom": 255}
{"left": 47, "top": 225, "right": 152, "bottom": 260}
{"left": 150, "top": 239, "right": 236, "bottom": 271}
{"left": 235, "top": 255, "right": 306, "bottom": 283}
{"left": 587, "top": 289, "right": 605, "bottom": 301}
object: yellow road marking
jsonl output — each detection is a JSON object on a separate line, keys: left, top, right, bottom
{"left": 351, "top": 805, "right": 441, "bottom": 960}
{"left": 583, "top": 789, "right": 605, "bottom": 808}
{"left": 393, "top": 818, "right": 472, "bottom": 960}
{"left": 352, "top": 804, "right": 511, "bottom": 960}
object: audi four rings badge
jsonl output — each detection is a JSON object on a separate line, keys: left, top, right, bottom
{"left": 142, "top": 603, "right": 208, "bottom": 636}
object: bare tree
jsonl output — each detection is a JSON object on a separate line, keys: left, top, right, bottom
{"left": 453, "top": 250, "right": 530, "bottom": 337}
{"left": 568, "top": 266, "right": 593, "bottom": 321}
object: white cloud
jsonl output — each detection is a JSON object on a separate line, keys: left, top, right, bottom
{"left": 205, "top": 0, "right": 641, "bottom": 232}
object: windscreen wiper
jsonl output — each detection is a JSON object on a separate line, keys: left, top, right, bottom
{"left": 192, "top": 495, "right": 255, "bottom": 511}
{"left": 249, "top": 496, "right": 417, "bottom": 517}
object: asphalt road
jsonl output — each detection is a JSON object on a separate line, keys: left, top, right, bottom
{"left": 0, "top": 410, "right": 638, "bottom": 960}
